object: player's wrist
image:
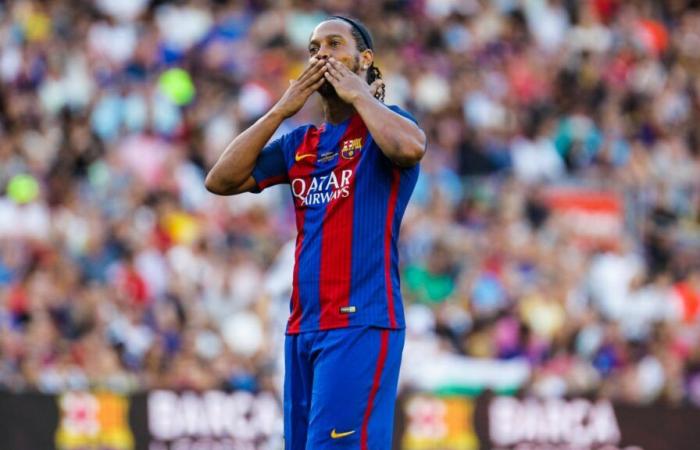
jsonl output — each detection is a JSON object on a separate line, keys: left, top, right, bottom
{"left": 268, "top": 104, "right": 292, "bottom": 121}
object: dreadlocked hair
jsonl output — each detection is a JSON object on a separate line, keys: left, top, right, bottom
{"left": 348, "top": 26, "right": 385, "bottom": 103}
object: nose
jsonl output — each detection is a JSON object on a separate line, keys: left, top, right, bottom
{"left": 316, "top": 45, "right": 331, "bottom": 60}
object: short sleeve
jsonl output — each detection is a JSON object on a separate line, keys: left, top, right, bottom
{"left": 251, "top": 137, "right": 289, "bottom": 193}
{"left": 253, "top": 136, "right": 288, "bottom": 192}
{"left": 251, "top": 125, "right": 311, "bottom": 193}
{"left": 384, "top": 105, "right": 425, "bottom": 171}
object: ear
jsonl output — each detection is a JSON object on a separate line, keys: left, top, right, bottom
{"left": 360, "top": 49, "right": 374, "bottom": 71}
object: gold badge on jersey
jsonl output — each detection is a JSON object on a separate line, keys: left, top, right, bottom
{"left": 341, "top": 138, "right": 363, "bottom": 159}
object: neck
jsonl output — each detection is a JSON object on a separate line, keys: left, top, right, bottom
{"left": 321, "top": 95, "right": 355, "bottom": 125}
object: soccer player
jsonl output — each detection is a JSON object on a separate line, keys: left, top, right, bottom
{"left": 205, "top": 16, "right": 426, "bottom": 450}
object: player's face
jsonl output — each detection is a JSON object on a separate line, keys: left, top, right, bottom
{"left": 308, "top": 20, "right": 370, "bottom": 97}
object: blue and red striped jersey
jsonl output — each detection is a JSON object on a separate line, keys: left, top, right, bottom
{"left": 252, "top": 105, "right": 421, "bottom": 334}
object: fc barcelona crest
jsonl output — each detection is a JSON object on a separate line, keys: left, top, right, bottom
{"left": 341, "top": 138, "right": 363, "bottom": 159}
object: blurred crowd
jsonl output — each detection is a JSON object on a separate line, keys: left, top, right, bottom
{"left": 0, "top": 0, "right": 699, "bottom": 408}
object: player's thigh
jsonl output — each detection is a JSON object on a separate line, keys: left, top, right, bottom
{"left": 284, "top": 333, "right": 314, "bottom": 450}
{"left": 306, "top": 327, "right": 405, "bottom": 449}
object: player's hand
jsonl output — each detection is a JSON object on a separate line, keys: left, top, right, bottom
{"left": 324, "top": 57, "right": 377, "bottom": 104}
{"left": 369, "top": 79, "right": 384, "bottom": 99}
{"left": 272, "top": 58, "right": 328, "bottom": 119}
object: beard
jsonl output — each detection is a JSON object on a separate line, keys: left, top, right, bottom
{"left": 317, "top": 79, "right": 337, "bottom": 98}
{"left": 317, "top": 55, "right": 362, "bottom": 98}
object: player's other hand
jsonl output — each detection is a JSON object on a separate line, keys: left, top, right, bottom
{"left": 369, "top": 79, "right": 385, "bottom": 99}
{"left": 324, "top": 57, "right": 376, "bottom": 105}
{"left": 272, "top": 57, "right": 328, "bottom": 119}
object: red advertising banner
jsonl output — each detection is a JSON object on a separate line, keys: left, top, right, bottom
{"left": 541, "top": 187, "right": 624, "bottom": 248}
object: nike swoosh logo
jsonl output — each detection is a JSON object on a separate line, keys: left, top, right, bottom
{"left": 295, "top": 153, "right": 315, "bottom": 162}
{"left": 330, "top": 429, "right": 356, "bottom": 439}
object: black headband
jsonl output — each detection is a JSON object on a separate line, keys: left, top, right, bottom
{"left": 328, "top": 15, "right": 374, "bottom": 51}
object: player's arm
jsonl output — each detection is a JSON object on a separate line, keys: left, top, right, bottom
{"left": 205, "top": 58, "right": 328, "bottom": 195}
{"left": 323, "top": 57, "right": 426, "bottom": 168}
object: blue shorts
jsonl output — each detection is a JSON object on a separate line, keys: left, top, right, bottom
{"left": 284, "top": 326, "right": 405, "bottom": 450}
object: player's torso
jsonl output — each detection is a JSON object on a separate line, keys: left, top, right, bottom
{"left": 288, "top": 114, "right": 369, "bottom": 214}
{"left": 284, "top": 113, "right": 417, "bottom": 332}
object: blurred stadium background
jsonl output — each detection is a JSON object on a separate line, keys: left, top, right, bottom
{"left": 0, "top": 0, "right": 699, "bottom": 449}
